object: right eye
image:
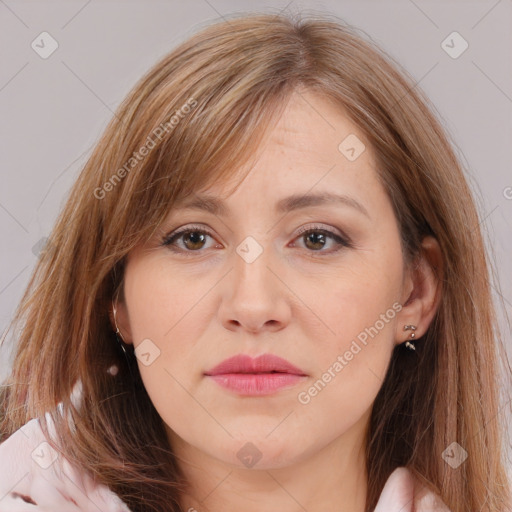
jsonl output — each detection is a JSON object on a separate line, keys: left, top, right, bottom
{"left": 162, "top": 224, "right": 220, "bottom": 255}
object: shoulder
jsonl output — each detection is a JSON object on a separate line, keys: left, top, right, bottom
{"left": 0, "top": 413, "right": 131, "bottom": 511}
{"left": 374, "top": 466, "right": 451, "bottom": 512}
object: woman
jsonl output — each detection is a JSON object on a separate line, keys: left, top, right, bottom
{"left": 0, "top": 11, "right": 510, "bottom": 512}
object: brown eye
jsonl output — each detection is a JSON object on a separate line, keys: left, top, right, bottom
{"left": 162, "top": 225, "right": 218, "bottom": 255}
{"left": 293, "top": 227, "right": 351, "bottom": 254}
{"left": 179, "top": 231, "right": 208, "bottom": 250}
{"left": 303, "top": 231, "right": 328, "bottom": 251}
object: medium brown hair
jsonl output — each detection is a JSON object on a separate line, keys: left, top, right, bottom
{"left": 1, "top": 11, "right": 510, "bottom": 512}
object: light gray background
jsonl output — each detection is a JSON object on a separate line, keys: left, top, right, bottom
{"left": 1, "top": 0, "right": 511, "bottom": 461}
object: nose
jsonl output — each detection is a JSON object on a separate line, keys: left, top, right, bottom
{"left": 218, "top": 243, "right": 291, "bottom": 335}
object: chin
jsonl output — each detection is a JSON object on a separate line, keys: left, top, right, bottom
{"left": 211, "top": 433, "right": 312, "bottom": 470}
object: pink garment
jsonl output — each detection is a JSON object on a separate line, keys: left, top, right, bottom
{"left": 0, "top": 414, "right": 451, "bottom": 511}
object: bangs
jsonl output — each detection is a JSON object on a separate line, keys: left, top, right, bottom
{"left": 99, "top": 62, "right": 297, "bottom": 252}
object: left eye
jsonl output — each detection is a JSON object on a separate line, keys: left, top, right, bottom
{"left": 162, "top": 225, "right": 351, "bottom": 255}
{"left": 292, "top": 227, "right": 350, "bottom": 253}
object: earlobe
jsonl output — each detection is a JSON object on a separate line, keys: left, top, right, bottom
{"left": 396, "top": 236, "right": 443, "bottom": 345}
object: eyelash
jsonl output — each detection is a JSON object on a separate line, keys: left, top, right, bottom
{"left": 161, "top": 223, "right": 352, "bottom": 257}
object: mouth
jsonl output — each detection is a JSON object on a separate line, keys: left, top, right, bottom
{"left": 204, "top": 353, "right": 308, "bottom": 396}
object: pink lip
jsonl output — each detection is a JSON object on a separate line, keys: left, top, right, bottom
{"left": 204, "top": 354, "right": 307, "bottom": 396}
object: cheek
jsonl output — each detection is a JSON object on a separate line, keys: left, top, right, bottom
{"left": 122, "top": 258, "right": 212, "bottom": 436}
{"left": 122, "top": 251, "right": 225, "bottom": 368}
{"left": 293, "top": 268, "right": 402, "bottom": 437}
{"left": 326, "top": 263, "right": 400, "bottom": 335}
{"left": 122, "top": 254, "right": 202, "bottom": 379}
{"left": 305, "top": 247, "right": 403, "bottom": 384}
{"left": 123, "top": 253, "right": 206, "bottom": 341}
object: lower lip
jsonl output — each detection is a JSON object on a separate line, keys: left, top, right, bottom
{"left": 206, "top": 373, "right": 305, "bottom": 395}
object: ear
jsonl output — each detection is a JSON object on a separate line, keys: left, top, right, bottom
{"left": 395, "top": 236, "right": 443, "bottom": 345}
{"left": 109, "top": 298, "right": 134, "bottom": 345}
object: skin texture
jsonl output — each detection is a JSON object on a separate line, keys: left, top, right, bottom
{"left": 114, "top": 90, "right": 442, "bottom": 512}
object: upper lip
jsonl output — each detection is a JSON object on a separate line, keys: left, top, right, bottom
{"left": 204, "top": 354, "right": 307, "bottom": 376}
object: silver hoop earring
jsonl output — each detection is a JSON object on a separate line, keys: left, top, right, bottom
{"left": 110, "top": 297, "right": 136, "bottom": 380}
{"left": 403, "top": 324, "right": 417, "bottom": 351}
{"left": 112, "top": 299, "right": 129, "bottom": 360}
{"left": 112, "top": 299, "right": 126, "bottom": 345}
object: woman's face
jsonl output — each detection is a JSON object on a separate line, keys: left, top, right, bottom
{"left": 117, "top": 90, "right": 418, "bottom": 470}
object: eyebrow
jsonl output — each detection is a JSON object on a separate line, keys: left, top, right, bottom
{"left": 175, "top": 192, "right": 370, "bottom": 219}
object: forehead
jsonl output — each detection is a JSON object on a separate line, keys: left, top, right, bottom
{"left": 171, "top": 90, "right": 385, "bottom": 223}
